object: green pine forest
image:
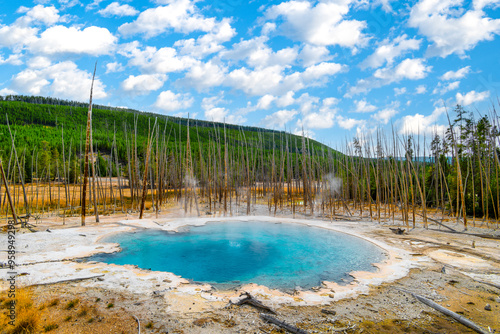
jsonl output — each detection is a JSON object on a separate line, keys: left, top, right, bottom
{"left": 0, "top": 95, "right": 499, "bottom": 229}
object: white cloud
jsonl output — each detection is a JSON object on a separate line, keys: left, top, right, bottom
{"left": 374, "top": 58, "right": 432, "bottom": 81}
{"left": 122, "top": 44, "right": 197, "bottom": 74}
{"left": 0, "top": 53, "right": 23, "bottom": 65}
{"left": 299, "top": 44, "right": 333, "bottom": 67}
{"left": 0, "top": 25, "right": 38, "bottom": 48}
{"left": 347, "top": 58, "right": 431, "bottom": 97}
{"left": 336, "top": 115, "right": 364, "bottom": 130}
{"left": 354, "top": 99, "right": 376, "bottom": 112}
{"left": 372, "top": 108, "right": 398, "bottom": 124}
{"left": 11, "top": 61, "right": 107, "bottom": 101}
{"left": 361, "top": 34, "right": 421, "bottom": 69}
{"left": 265, "top": 0, "right": 367, "bottom": 48}
{"left": 302, "top": 62, "right": 344, "bottom": 81}
{"left": 29, "top": 25, "right": 117, "bottom": 55}
{"left": 433, "top": 80, "right": 460, "bottom": 95}
{"left": 416, "top": 85, "right": 427, "bottom": 94}
{"left": 19, "top": 5, "right": 60, "bottom": 26}
{"left": 155, "top": 90, "right": 193, "bottom": 112}
{"left": 456, "top": 90, "right": 490, "bottom": 106}
{"left": 121, "top": 74, "right": 167, "bottom": 94}
{"left": 399, "top": 106, "right": 447, "bottom": 135}
{"left": 409, "top": 0, "right": 500, "bottom": 57}
{"left": 394, "top": 87, "right": 406, "bottom": 95}
{"left": 182, "top": 61, "right": 226, "bottom": 91}
{"left": 263, "top": 109, "right": 298, "bottom": 128}
{"left": 201, "top": 95, "right": 246, "bottom": 124}
{"left": 440, "top": 66, "right": 471, "bottom": 80}
{"left": 323, "top": 97, "right": 339, "bottom": 106}
{"left": 122, "top": 45, "right": 197, "bottom": 74}
{"left": 221, "top": 36, "right": 298, "bottom": 68}
{"left": 105, "top": 61, "right": 124, "bottom": 73}
{"left": 276, "top": 91, "right": 296, "bottom": 107}
{"left": 256, "top": 94, "right": 276, "bottom": 109}
{"left": 299, "top": 110, "right": 336, "bottom": 129}
{"left": 98, "top": 2, "right": 139, "bottom": 17}
{"left": 295, "top": 93, "right": 320, "bottom": 114}
{"left": 118, "top": 0, "right": 217, "bottom": 37}
{"left": 226, "top": 61, "right": 342, "bottom": 96}
{"left": 174, "top": 19, "right": 236, "bottom": 58}
{"left": 0, "top": 88, "right": 17, "bottom": 96}
{"left": 28, "top": 56, "right": 51, "bottom": 69}
{"left": 204, "top": 107, "right": 228, "bottom": 122}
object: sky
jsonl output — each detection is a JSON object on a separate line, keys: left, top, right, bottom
{"left": 0, "top": 0, "right": 499, "bottom": 147}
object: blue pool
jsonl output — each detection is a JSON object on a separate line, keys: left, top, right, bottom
{"left": 89, "top": 221, "right": 386, "bottom": 291}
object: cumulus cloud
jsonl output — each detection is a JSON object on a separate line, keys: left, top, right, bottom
{"left": 372, "top": 107, "right": 398, "bottom": 124}
{"left": 0, "top": 53, "right": 23, "bottom": 65}
{"left": 0, "top": 88, "right": 17, "bottom": 96}
{"left": 29, "top": 26, "right": 117, "bottom": 55}
{"left": 347, "top": 58, "right": 431, "bottom": 97}
{"left": 361, "top": 34, "right": 421, "bottom": 69}
{"left": 201, "top": 94, "right": 245, "bottom": 123}
{"left": 263, "top": 109, "right": 298, "bottom": 128}
{"left": 394, "top": 87, "right": 406, "bottom": 96}
{"left": 226, "top": 62, "right": 343, "bottom": 96}
{"left": 456, "top": 90, "right": 490, "bottom": 106}
{"left": 276, "top": 91, "right": 296, "bottom": 107}
{"left": 0, "top": 25, "right": 38, "bottom": 48}
{"left": 409, "top": 0, "right": 500, "bottom": 57}
{"left": 354, "top": 99, "right": 377, "bottom": 112}
{"left": 415, "top": 85, "right": 427, "bottom": 94}
{"left": 265, "top": 0, "right": 367, "bottom": 48}
{"left": 221, "top": 36, "right": 298, "bottom": 69}
{"left": 105, "top": 61, "right": 124, "bottom": 73}
{"left": 399, "top": 106, "right": 447, "bottom": 135}
{"left": 256, "top": 94, "right": 276, "bottom": 109}
{"left": 122, "top": 44, "right": 197, "bottom": 74}
{"left": 299, "top": 110, "right": 336, "bottom": 129}
{"left": 182, "top": 60, "right": 227, "bottom": 91}
{"left": 299, "top": 44, "right": 333, "bottom": 67}
{"left": 433, "top": 80, "right": 460, "bottom": 95}
{"left": 121, "top": 74, "right": 167, "bottom": 94}
{"left": 98, "top": 2, "right": 139, "bottom": 17}
{"left": 374, "top": 58, "right": 431, "bottom": 81}
{"left": 336, "top": 115, "right": 364, "bottom": 130}
{"left": 154, "top": 90, "right": 193, "bottom": 112}
{"left": 440, "top": 66, "right": 471, "bottom": 80}
{"left": 17, "top": 5, "right": 60, "bottom": 26}
{"left": 174, "top": 19, "right": 236, "bottom": 58}
{"left": 11, "top": 61, "right": 107, "bottom": 101}
{"left": 118, "top": 0, "right": 218, "bottom": 37}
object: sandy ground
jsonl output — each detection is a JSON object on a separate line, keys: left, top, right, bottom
{"left": 0, "top": 205, "right": 499, "bottom": 333}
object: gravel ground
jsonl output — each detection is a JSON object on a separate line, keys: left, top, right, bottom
{"left": 1, "top": 204, "right": 499, "bottom": 333}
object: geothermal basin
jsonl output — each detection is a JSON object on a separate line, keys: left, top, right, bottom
{"left": 89, "top": 220, "right": 387, "bottom": 291}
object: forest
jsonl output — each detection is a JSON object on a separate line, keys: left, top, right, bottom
{"left": 0, "top": 95, "right": 499, "bottom": 230}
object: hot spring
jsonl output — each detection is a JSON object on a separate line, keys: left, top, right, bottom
{"left": 90, "top": 221, "right": 386, "bottom": 291}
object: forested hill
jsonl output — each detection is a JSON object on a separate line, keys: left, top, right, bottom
{"left": 0, "top": 95, "right": 337, "bottom": 164}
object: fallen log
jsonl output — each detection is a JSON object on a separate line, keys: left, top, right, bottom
{"left": 27, "top": 274, "right": 105, "bottom": 287}
{"left": 400, "top": 289, "right": 489, "bottom": 334}
{"left": 260, "top": 313, "right": 308, "bottom": 334}
{"left": 132, "top": 314, "right": 141, "bottom": 334}
{"left": 389, "top": 227, "right": 405, "bottom": 235}
{"left": 473, "top": 279, "right": 500, "bottom": 290}
{"left": 234, "top": 292, "right": 276, "bottom": 314}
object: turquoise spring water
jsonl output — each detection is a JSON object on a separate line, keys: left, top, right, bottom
{"left": 89, "top": 221, "right": 386, "bottom": 291}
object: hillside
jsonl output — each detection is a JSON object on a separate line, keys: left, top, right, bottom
{"left": 0, "top": 95, "right": 336, "bottom": 163}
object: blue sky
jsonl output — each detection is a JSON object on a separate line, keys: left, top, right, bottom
{"left": 0, "top": 0, "right": 499, "bottom": 146}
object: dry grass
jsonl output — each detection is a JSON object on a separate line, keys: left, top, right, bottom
{"left": 0, "top": 288, "right": 40, "bottom": 334}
